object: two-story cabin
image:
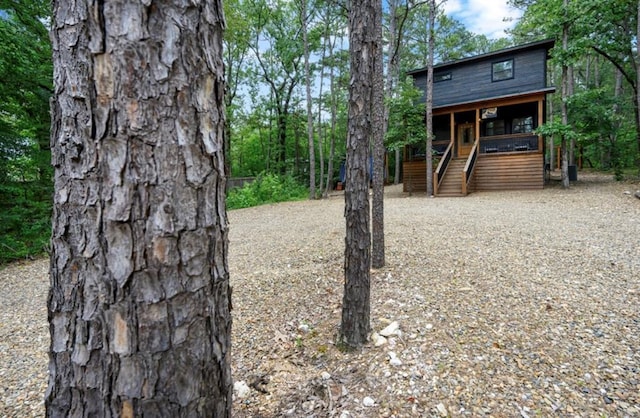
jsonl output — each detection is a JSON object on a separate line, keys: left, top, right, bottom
{"left": 403, "top": 39, "right": 555, "bottom": 195}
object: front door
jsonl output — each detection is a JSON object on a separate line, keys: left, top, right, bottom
{"left": 457, "top": 123, "right": 475, "bottom": 158}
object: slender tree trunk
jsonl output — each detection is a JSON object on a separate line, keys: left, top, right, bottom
{"left": 568, "top": 64, "right": 575, "bottom": 166}
{"left": 425, "top": 0, "right": 435, "bottom": 196}
{"left": 47, "top": 0, "right": 232, "bottom": 416}
{"left": 317, "top": 34, "right": 326, "bottom": 197}
{"left": 341, "top": 0, "right": 373, "bottom": 348}
{"left": 324, "top": 33, "right": 338, "bottom": 198}
{"left": 561, "top": 0, "right": 570, "bottom": 188}
{"left": 302, "top": 0, "right": 316, "bottom": 198}
{"left": 371, "top": 0, "right": 385, "bottom": 269}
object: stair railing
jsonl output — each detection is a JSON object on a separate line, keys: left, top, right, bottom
{"left": 434, "top": 142, "right": 453, "bottom": 195}
{"left": 462, "top": 138, "right": 480, "bottom": 195}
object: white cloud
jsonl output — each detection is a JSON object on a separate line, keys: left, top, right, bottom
{"left": 443, "top": 0, "right": 522, "bottom": 39}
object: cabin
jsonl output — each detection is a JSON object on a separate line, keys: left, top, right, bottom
{"left": 403, "top": 39, "right": 555, "bottom": 195}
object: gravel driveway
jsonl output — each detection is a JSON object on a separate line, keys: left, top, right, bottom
{"left": 2, "top": 172, "right": 639, "bottom": 417}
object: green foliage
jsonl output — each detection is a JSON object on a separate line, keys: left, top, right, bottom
{"left": 0, "top": 0, "right": 53, "bottom": 264}
{"left": 386, "top": 77, "right": 427, "bottom": 149}
{"left": 226, "top": 173, "right": 309, "bottom": 209}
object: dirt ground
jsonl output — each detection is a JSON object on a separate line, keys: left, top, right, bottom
{"left": 1, "top": 171, "right": 639, "bottom": 417}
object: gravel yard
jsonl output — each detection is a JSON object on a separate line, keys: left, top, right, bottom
{"left": 1, "top": 172, "right": 639, "bottom": 417}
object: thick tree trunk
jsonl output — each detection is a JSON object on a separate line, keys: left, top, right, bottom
{"left": 341, "top": 0, "right": 373, "bottom": 348}
{"left": 371, "top": 0, "right": 385, "bottom": 269}
{"left": 47, "top": 0, "right": 232, "bottom": 416}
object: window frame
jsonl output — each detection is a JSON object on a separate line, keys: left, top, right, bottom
{"left": 491, "top": 58, "right": 514, "bottom": 82}
{"left": 434, "top": 72, "right": 452, "bottom": 83}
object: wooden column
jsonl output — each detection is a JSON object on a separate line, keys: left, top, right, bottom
{"left": 538, "top": 98, "right": 544, "bottom": 151}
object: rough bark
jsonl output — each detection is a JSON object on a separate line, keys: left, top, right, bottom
{"left": 425, "top": 0, "right": 435, "bottom": 196}
{"left": 302, "top": 0, "right": 316, "bottom": 198}
{"left": 561, "top": 0, "right": 570, "bottom": 188}
{"left": 324, "top": 33, "right": 338, "bottom": 198}
{"left": 341, "top": 0, "right": 373, "bottom": 348}
{"left": 47, "top": 0, "right": 232, "bottom": 416}
{"left": 371, "top": 0, "right": 385, "bottom": 269}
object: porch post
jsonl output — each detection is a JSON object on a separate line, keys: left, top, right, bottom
{"left": 538, "top": 98, "right": 544, "bottom": 151}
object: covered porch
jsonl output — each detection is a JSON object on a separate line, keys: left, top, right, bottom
{"left": 403, "top": 91, "right": 549, "bottom": 195}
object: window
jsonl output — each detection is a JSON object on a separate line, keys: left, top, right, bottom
{"left": 512, "top": 116, "right": 534, "bottom": 133}
{"left": 485, "top": 120, "right": 505, "bottom": 136}
{"left": 434, "top": 72, "right": 452, "bottom": 82}
{"left": 492, "top": 59, "right": 514, "bottom": 81}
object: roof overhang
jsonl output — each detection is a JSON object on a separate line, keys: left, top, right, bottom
{"left": 432, "top": 87, "right": 557, "bottom": 114}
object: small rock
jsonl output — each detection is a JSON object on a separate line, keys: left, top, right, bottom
{"left": 340, "top": 412, "right": 351, "bottom": 418}
{"left": 603, "top": 395, "right": 614, "bottom": 405}
{"left": 436, "top": 402, "right": 448, "bottom": 416}
{"left": 425, "top": 323, "right": 434, "bottom": 330}
{"left": 233, "top": 381, "right": 251, "bottom": 399}
{"left": 363, "top": 396, "right": 375, "bottom": 407}
{"left": 371, "top": 332, "right": 387, "bottom": 347}
{"left": 624, "top": 191, "right": 631, "bottom": 195}
{"left": 380, "top": 321, "right": 400, "bottom": 337}
{"left": 390, "top": 357, "right": 403, "bottom": 366}
{"left": 635, "top": 191, "right": 640, "bottom": 199}
{"left": 298, "top": 323, "right": 310, "bottom": 333}
{"left": 321, "top": 371, "right": 331, "bottom": 380}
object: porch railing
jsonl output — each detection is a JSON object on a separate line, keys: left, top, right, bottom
{"left": 434, "top": 142, "right": 453, "bottom": 195}
{"left": 479, "top": 134, "right": 539, "bottom": 154}
{"left": 462, "top": 138, "right": 479, "bottom": 195}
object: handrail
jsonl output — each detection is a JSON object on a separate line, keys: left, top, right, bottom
{"left": 434, "top": 142, "right": 453, "bottom": 195}
{"left": 462, "top": 138, "right": 479, "bottom": 195}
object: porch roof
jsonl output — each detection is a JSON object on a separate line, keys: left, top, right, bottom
{"left": 432, "top": 87, "right": 557, "bottom": 114}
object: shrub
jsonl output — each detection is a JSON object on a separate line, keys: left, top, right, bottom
{"left": 226, "top": 173, "right": 308, "bottom": 209}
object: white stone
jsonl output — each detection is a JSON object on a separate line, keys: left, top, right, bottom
{"left": 380, "top": 321, "right": 400, "bottom": 337}
{"left": 363, "top": 396, "right": 375, "bottom": 407}
{"left": 390, "top": 357, "right": 403, "bottom": 367}
{"left": 371, "top": 332, "right": 387, "bottom": 347}
{"left": 321, "top": 371, "right": 331, "bottom": 380}
{"left": 233, "top": 381, "right": 251, "bottom": 399}
{"left": 340, "top": 412, "right": 351, "bottom": 418}
{"left": 298, "top": 323, "right": 310, "bottom": 333}
{"left": 436, "top": 402, "right": 448, "bottom": 416}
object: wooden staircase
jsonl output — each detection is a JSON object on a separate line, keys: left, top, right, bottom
{"left": 437, "top": 158, "right": 466, "bottom": 196}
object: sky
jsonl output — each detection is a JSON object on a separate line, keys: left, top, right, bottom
{"left": 443, "top": 0, "right": 523, "bottom": 40}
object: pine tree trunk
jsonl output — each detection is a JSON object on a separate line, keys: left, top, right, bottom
{"left": 425, "top": 0, "right": 435, "bottom": 196}
{"left": 371, "top": 0, "right": 385, "bottom": 269}
{"left": 47, "top": 0, "right": 232, "bottom": 416}
{"left": 561, "top": 0, "right": 570, "bottom": 188}
{"left": 302, "top": 0, "right": 316, "bottom": 199}
{"left": 341, "top": 0, "right": 373, "bottom": 348}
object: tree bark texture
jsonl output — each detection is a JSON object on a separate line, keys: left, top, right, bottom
{"left": 371, "top": 0, "right": 385, "bottom": 269}
{"left": 341, "top": 0, "right": 372, "bottom": 348}
{"left": 561, "top": 0, "right": 570, "bottom": 188}
{"left": 47, "top": 0, "right": 232, "bottom": 416}
{"left": 302, "top": 0, "right": 316, "bottom": 199}
{"left": 425, "top": 0, "right": 435, "bottom": 196}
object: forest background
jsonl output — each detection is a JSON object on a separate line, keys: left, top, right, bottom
{"left": 1, "top": 0, "right": 639, "bottom": 264}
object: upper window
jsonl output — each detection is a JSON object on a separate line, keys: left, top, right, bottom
{"left": 434, "top": 72, "right": 452, "bottom": 82}
{"left": 492, "top": 59, "right": 514, "bottom": 81}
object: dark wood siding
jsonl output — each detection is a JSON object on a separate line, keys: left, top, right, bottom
{"left": 413, "top": 48, "right": 548, "bottom": 108}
